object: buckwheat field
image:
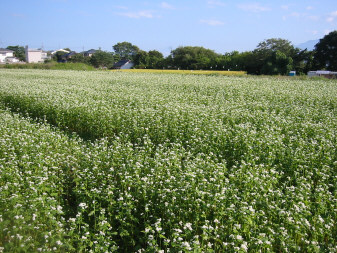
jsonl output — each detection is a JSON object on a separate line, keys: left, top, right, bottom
{"left": 0, "top": 69, "right": 336, "bottom": 252}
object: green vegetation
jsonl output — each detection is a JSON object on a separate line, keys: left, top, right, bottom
{"left": 113, "top": 41, "right": 140, "bottom": 60}
{"left": 0, "top": 69, "right": 336, "bottom": 252}
{"left": 0, "top": 62, "right": 95, "bottom": 71}
{"left": 6, "top": 45, "right": 26, "bottom": 62}
{"left": 4, "top": 30, "right": 337, "bottom": 75}
{"left": 314, "top": 30, "right": 337, "bottom": 71}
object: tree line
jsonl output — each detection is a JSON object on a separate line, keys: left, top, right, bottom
{"left": 6, "top": 30, "right": 337, "bottom": 75}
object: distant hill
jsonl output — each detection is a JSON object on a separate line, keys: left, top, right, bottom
{"left": 296, "top": 39, "right": 319, "bottom": 51}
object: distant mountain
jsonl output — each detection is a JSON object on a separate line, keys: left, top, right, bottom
{"left": 296, "top": 39, "right": 319, "bottom": 51}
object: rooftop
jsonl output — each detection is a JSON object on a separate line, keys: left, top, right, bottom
{"left": 0, "top": 48, "right": 14, "bottom": 53}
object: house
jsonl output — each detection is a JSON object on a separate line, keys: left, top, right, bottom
{"left": 307, "top": 70, "right": 337, "bottom": 79}
{"left": 25, "top": 46, "right": 51, "bottom": 63}
{"left": 113, "top": 60, "right": 134, "bottom": 69}
{"left": 0, "top": 48, "right": 19, "bottom": 63}
{"left": 51, "top": 49, "right": 70, "bottom": 55}
{"left": 83, "top": 49, "right": 97, "bottom": 57}
{"left": 61, "top": 51, "right": 77, "bottom": 62}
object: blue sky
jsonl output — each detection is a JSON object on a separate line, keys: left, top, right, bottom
{"left": 2, "top": 0, "right": 337, "bottom": 55}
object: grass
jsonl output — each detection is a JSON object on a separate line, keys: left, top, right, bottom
{"left": 0, "top": 62, "right": 95, "bottom": 71}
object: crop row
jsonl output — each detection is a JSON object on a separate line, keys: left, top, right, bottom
{"left": 0, "top": 69, "right": 337, "bottom": 252}
{"left": 1, "top": 108, "right": 336, "bottom": 252}
{"left": 111, "top": 69, "right": 247, "bottom": 76}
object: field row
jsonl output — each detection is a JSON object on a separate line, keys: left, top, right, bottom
{"left": 112, "top": 69, "right": 247, "bottom": 76}
{"left": 1, "top": 108, "right": 336, "bottom": 252}
{"left": 0, "top": 69, "right": 337, "bottom": 252}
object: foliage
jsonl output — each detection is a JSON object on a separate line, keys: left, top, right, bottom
{"left": 68, "top": 53, "right": 90, "bottom": 64}
{"left": 89, "top": 50, "right": 115, "bottom": 68}
{"left": 255, "top": 38, "right": 296, "bottom": 57}
{"left": 170, "top": 46, "right": 218, "bottom": 70}
{"left": 6, "top": 45, "right": 26, "bottom": 61}
{"left": 314, "top": 30, "right": 337, "bottom": 70}
{"left": 0, "top": 69, "right": 336, "bottom": 252}
{"left": 113, "top": 42, "right": 140, "bottom": 60}
{"left": 261, "top": 50, "right": 293, "bottom": 75}
{"left": 4, "top": 32, "right": 337, "bottom": 75}
{"left": 133, "top": 50, "right": 149, "bottom": 68}
{"left": 0, "top": 62, "right": 95, "bottom": 71}
{"left": 291, "top": 49, "right": 314, "bottom": 75}
{"left": 251, "top": 38, "right": 296, "bottom": 75}
{"left": 52, "top": 50, "right": 69, "bottom": 62}
{"left": 134, "top": 50, "right": 164, "bottom": 69}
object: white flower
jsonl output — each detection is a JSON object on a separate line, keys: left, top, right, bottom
{"left": 79, "top": 203, "right": 87, "bottom": 209}
{"left": 182, "top": 241, "right": 192, "bottom": 250}
{"left": 241, "top": 242, "right": 248, "bottom": 252}
{"left": 68, "top": 218, "right": 76, "bottom": 223}
{"left": 184, "top": 222, "right": 193, "bottom": 231}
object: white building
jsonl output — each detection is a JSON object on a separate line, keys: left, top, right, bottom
{"left": 25, "top": 46, "right": 51, "bottom": 63}
{"left": 0, "top": 48, "right": 15, "bottom": 63}
{"left": 113, "top": 60, "right": 134, "bottom": 69}
{"left": 308, "top": 70, "right": 337, "bottom": 78}
{"left": 5, "top": 56, "right": 20, "bottom": 63}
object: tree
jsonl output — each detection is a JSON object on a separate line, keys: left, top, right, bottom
{"left": 148, "top": 50, "right": 164, "bottom": 68}
{"left": 255, "top": 38, "right": 296, "bottom": 56}
{"left": 89, "top": 50, "right": 115, "bottom": 68}
{"left": 113, "top": 42, "right": 139, "bottom": 60}
{"left": 261, "top": 50, "right": 293, "bottom": 75}
{"left": 6, "top": 45, "right": 25, "bottom": 61}
{"left": 68, "top": 54, "right": 90, "bottom": 64}
{"left": 292, "top": 49, "right": 315, "bottom": 74}
{"left": 252, "top": 38, "right": 296, "bottom": 74}
{"left": 314, "top": 30, "right": 337, "bottom": 70}
{"left": 170, "top": 46, "right": 218, "bottom": 70}
{"left": 52, "top": 49, "right": 70, "bottom": 62}
{"left": 134, "top": 50, "right": 149, "bottom": 68}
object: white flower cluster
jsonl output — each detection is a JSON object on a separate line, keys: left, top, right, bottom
{"left": 0, "top": 69, "right": 336, "bottom": 252}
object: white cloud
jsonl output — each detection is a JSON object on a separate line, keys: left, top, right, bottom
{"left": 306, "top": 6, "right": 313, "bottom": 10}
{"left": 161, "top": 2, "right": 175, "bottom": 10}
{"left": 11, "top": 13, "right": 26, "bottom": 18}
{"left": 290, "top": 12, "right": 301, "bottom": 18}
{"left": 326, "top": 11, "right": 337, "bottom": 23}
{"left": 114, "top": 6, "right": 128, "bottom": 10}
{"left": 200, "top": 19, "right": 224, "bottom": 26}
{"left": 283, "top": 11, "right": 320, "bottom": 22}
{"left": 281, "top": 5, "right": 289, "bottom": 10}
{"left": 238, "top": 3, "right": 271, "bottom": 12}
{"left": 207, "top": 0, "right": 226, "bottom": 8}
{"left": 117, "top": 10, "right": 156, "bottom": 19}
{"left": 308, "top": 15, "right": 319, "bottom": 21}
